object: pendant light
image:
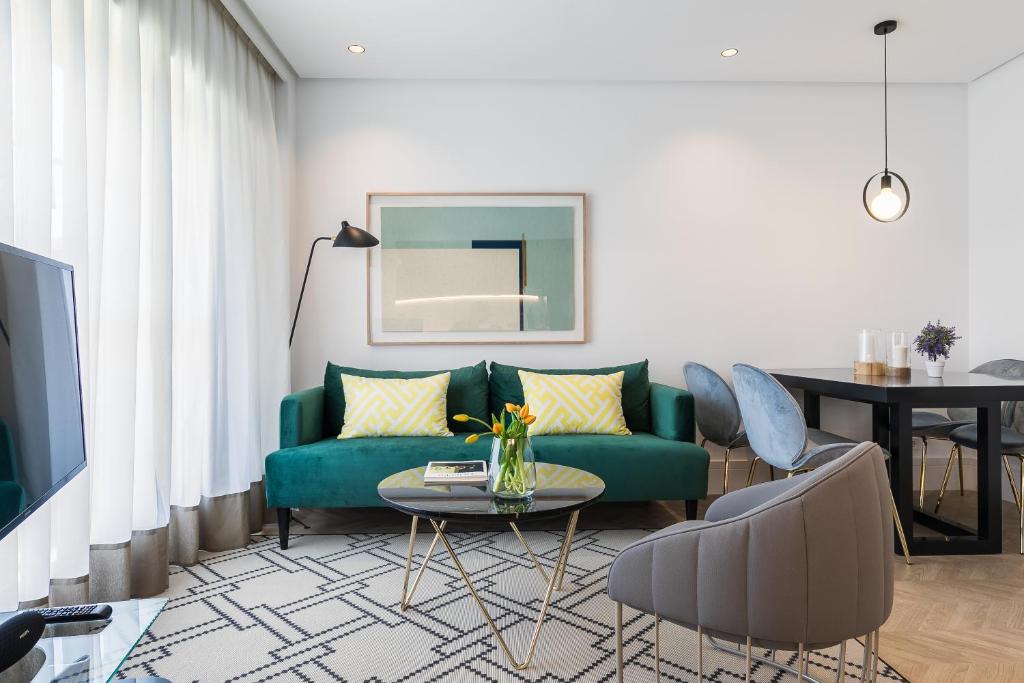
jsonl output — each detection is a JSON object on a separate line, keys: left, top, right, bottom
{"left": 863, "top": 19, "right": 909, "bottom": 222}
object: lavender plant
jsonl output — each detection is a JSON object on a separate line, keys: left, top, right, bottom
{"left": 913, "top": 321, "right": 961, "bottom": 362}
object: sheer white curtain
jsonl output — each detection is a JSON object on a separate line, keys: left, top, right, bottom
{"left": 0, "top": 0, "right": 288, "bottom": 608}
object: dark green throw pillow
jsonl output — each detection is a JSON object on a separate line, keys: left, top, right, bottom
{"left": 488, "top": 360, "right": 651, "bottom": 433}
{"left": 323, "top": 361, "right": 489, "bottom": 437}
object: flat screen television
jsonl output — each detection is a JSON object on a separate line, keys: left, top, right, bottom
{"left": 0, "top": 242, "right": 87, "bottom": 542}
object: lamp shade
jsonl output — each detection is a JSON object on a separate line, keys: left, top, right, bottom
{"left": 333, "top": 220, "right": 379, "bottom": 248}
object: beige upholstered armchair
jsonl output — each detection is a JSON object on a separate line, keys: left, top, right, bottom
{"left": 608, "top": 441, "right": 894, "bottom": 681}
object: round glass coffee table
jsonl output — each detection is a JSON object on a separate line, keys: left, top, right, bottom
{"left": 378, "top": 463, "right": 604, "bottom": 671}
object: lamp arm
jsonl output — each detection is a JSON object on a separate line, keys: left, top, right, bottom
{"left": 289, "top": 236, "right": 332, "bottom": 348}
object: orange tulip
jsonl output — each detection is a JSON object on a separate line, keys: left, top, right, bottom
{"left": 464, "top": 433, "right": 480, "bottom": 445}
{"left": 519, "top": 404, "right": 530, "bottom": 419}
{"left": 505, "top": 403, "right": 519, "bottom": 414}
{"left": 492, "top": 423, "right": 503, "bottom": 435}
{"left": 523, "top": 415, "right": 536, "bottom": 425}
{"left": 453, "top": 414, "right": 470, "bottom": 422}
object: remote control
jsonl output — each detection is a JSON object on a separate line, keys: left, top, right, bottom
{"left": 30, "top": 604, "right": 112, "bottom": 624}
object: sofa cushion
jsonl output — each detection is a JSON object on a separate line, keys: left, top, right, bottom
{"left": 324, "top": 361, "right": 489, "bottom": 437}
{"left": 489, "top": 360, "right": 651, "bottom": 432}
{"left": 531, "top": 433, "right": 709, "bottom": 502}
{"left": 339, "top": 373, "right": 454, "bottom": 439}
{"left": 266, "top": 436, "right": 493, "bottom": 508}
{"left": 519, "top": 370, "right": 631, "bottom": 436}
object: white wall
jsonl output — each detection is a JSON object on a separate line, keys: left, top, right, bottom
{"left": 969, "top": 54, "right": 1024, "bottom": 368}
{"left": 293, "top": 79, "right": 969, "bottom": 450}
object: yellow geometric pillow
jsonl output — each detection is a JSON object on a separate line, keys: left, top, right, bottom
{"left": 517, "top": 370, "right": 631, "bottom": 436}
{"left": 338, "top": 372, "right": 454, "bottom": 439}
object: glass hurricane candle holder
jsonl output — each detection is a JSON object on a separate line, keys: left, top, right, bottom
{"left": 887, "top": 331, "right": 911, "bottom": 378}
{"left": 855, "top": 329, "right": 886, "bottom": 375}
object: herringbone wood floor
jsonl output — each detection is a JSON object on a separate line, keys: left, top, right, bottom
{"left": 267, "top": 490, "right": 1024, "bottom": 683}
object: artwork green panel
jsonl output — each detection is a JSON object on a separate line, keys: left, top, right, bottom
{"left": 380, "top": 206, "right": 575, "bottom": 331}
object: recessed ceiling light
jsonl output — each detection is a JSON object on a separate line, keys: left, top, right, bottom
{"left": 347, "top": 44, "right": 365, "bottom": 54}
{"left": 721, "top": 48, "right": 739, "bottom": 58}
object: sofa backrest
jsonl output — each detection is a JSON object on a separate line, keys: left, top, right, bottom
{"left": 321, "top": 359, "right": 655, "bottom": 438}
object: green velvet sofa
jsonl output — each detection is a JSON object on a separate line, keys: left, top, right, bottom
{"left": 265, "top": 360, "right": 709, "bottom": 548}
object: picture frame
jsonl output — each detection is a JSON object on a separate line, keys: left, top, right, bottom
{"left": 365, "top": 192, "right": 587, "bottom": 345}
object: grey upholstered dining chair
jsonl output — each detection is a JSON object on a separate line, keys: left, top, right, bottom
{"left": 608, "top": 441, "right": 894, "bottom": 682}
{"left": 917, "top": 360, "right": 1024, "bottom": 509}
{"left": 731, "top": 363, "right": 911, "bottom": 564}
{"left": 934, "top": 359, "right": 1024, "bottom": 552}
{"left": 683, "top": 362, "right": 754, "bottom": 493}
{"left": 912, "top": 410, "right": 972, "bottom": 508}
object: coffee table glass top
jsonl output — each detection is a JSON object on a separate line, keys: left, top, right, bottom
{"left": 378, "top": 463, "right": 605, "bottom": 522}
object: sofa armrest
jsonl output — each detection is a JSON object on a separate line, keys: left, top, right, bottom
{"left": 649, "top": 383, "right": 695, "bottom": 442}
{"left": 280, "top": 387, "right": 325, "bottom": 448}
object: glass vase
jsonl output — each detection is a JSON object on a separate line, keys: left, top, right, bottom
{"left": 489, "top": 436, "right": 537, "bottom": 499}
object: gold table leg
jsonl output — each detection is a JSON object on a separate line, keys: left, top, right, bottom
{"left": 427, "top": 511, "right": 580, "bottom": 671}
{"left": 510, "top": 521, "right": 551, "bottom": 585}
{"left": 399, "top": 516, "right": 447, "bottom": 611}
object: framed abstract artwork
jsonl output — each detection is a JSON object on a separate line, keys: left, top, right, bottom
{"left": 365, "top": 193, "right": 587, "bottom": 345}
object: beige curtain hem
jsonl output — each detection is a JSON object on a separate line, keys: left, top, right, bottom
{"left": 84, "top": 477, "right": 267, "bottom": 602}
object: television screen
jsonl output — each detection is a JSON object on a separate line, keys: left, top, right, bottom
{"left": 0, "top": 243, "right": 87, "bottom": 541}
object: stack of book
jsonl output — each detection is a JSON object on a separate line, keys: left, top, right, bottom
{"left": 423, "top": 461, "right": 488, "bottom": 486}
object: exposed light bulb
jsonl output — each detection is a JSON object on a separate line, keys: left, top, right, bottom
{"left": 869, "top": 185, "right": 903, "bottom": 221}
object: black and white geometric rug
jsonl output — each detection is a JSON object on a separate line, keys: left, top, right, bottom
{"left": 117, "top": 531, "right": 907, "bottom": 682}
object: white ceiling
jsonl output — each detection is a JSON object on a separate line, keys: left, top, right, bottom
{"left": 243, "top": 0, "right": 1024, "bottom": 83}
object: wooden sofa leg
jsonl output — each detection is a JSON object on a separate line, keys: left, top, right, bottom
{"left": 685, "top": 499, "right": 698, "bottom": 521}
{"left": 277, "top": 508, "right": 291, "bottom": 549}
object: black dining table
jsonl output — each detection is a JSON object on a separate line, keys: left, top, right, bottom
{"left": 772, "top": 368, "right": 1024, "bottom": 556}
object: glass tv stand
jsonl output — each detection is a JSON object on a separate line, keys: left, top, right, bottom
{"left": 0, "top": 598, "right": 165, "bottom": 682}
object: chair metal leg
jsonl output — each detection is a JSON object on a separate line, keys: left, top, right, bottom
{"left": 1019, "top": 456, "right": 1023, "bottom": 556}
{"left": 697, "top": 625, "right": 703, "bottom": 682}
{"left": 615, "top": 602, "right": 624, "bottom": 682}
{"left": 745, "top": 635, "right": 752, "bottom": 683}
{"left": 700, "top": 437, "right": 707, "bottom": 449}
{"left": 957, "top": 448, "right": 965, "bottom": 497}
{"left": 870, "top": 630, "right": 880, "bottom": 682}
{"left": 1003, "top": 454, "right": 1021, "bottom": 510}
{"left": 723, "top": 448, "right": 732, "bottom": 494}
{"left": 796, "top": 643, "right": 805, "bottom": 679}
{"left": 887, "top": 486, "right": 912, "bottom": 565}
{"left": 837, "top": 639, "right": 847, "bottom": 682}
{"left": 934, "top": 444, "right": 960, "bottom": 514}
{"left": 769, "top": 465, "right": 775, "bottom": 481}
{"left": 918, "top": 436, "right": 929, "bottom": 509}
{"left": 860, "top": 632, "right": 873, "bottom": 682}
{"left": 706, "top": 634, "right": 818, "bottom": 682}
{"left": 745, "top": 456, "right": 760, "bottom": 488}
{"left": 654, "top": 615, "right": 661, "bottom": 680}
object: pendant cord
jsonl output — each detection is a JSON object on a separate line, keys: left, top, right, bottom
{"left": 883, "top": 32, "right": 888, "bottom": 172}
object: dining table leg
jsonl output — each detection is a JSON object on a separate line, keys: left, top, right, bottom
{"left": 978, "top": 401, "right": 1003, "bottom": 552}
{"left": 803, "top": 391, "right": 820, "bottom": 429}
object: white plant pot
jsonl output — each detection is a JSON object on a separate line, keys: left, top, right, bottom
{"left": 925, "top": 359, "right": 946, "bottom": 378}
